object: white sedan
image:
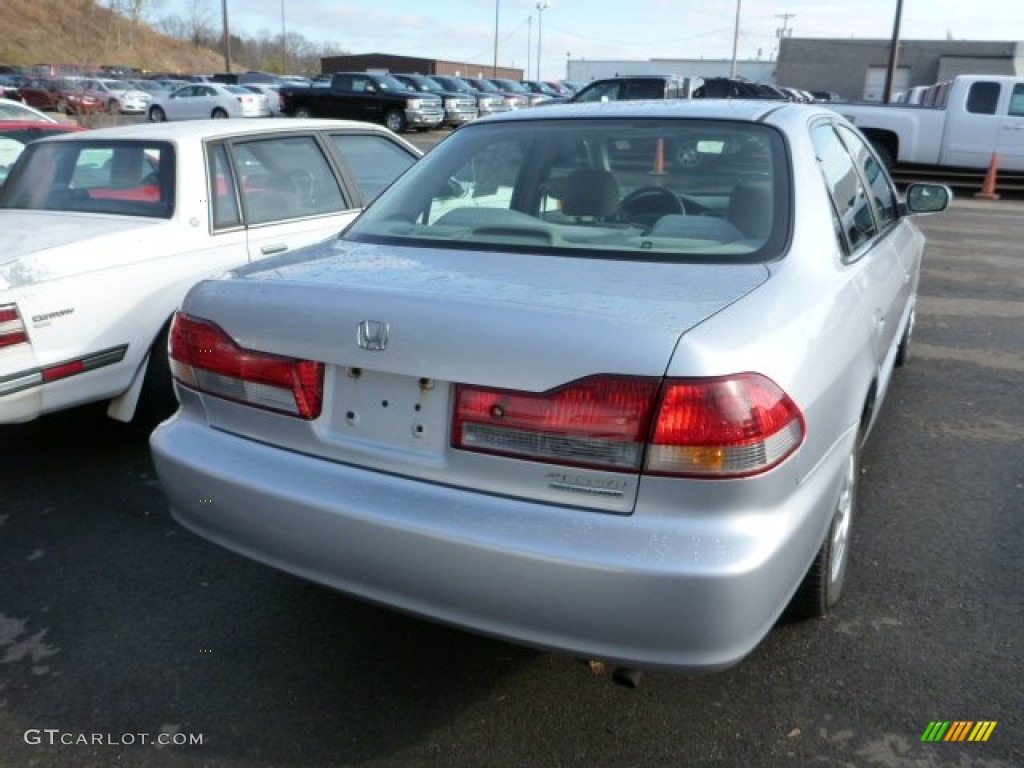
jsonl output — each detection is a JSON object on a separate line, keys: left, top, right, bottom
{"left": 0, "top": 98, "right": 61, "bottom": 123}
{"left": 152, "top": 100, "right": 950, "bottom": 674}
{"left": 148, "top": 83, "right": 271, "bottom": 122}
{"left": 0, "top": 119, "right": 421, "bottom": 425}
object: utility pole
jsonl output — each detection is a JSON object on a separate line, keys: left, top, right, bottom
{"left": 493, "top": 0, "right": 500, "bottom": 77}
{"left": 883, "top": 0, "right": 904, "bottom": 103}
{"left": 527, "top": 15, "right": 533, "bottom": 80}
{"left": 775, "top": 13, "right": 795, "bottom": 39}
{"left": 730, "top": 0, "right": 741, "bottom": 78}
{"left": 221, "top": 0, "right": 232, "bottom": 72}
{"left": 536, "top": 1, "right": 549, "bottom": 82}
{"left": 281, "top": 0, "right": 287, "bottom": 74}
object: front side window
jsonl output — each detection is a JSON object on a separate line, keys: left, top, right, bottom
{"left": 1008, "top": 84, "right": 1024, "bottom": 117}
{"left": 573, "top": 81, "right": 622, "bottom": 103}
{"left": 232, "top": 135, "right": 346, "bottom": 225}
{"left": 344, "top": 118, "right": 790, "bottom": 263}
{"left": 328, "top": 133, "right": 418, "bottom": 202}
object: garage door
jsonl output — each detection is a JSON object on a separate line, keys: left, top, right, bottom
{"left": 863, "top": 67, "right": 910, "bottom": 102}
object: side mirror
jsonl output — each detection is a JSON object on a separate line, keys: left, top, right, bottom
{"left": 904, "top": 183, "right": 952, "bottom": 214}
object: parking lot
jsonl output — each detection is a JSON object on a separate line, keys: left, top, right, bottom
{"left": 1, "top": 149, "right": 1022, "bottom": 766}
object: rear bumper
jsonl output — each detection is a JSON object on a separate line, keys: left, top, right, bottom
{"left": 151, "top": 413, "right": 843, "bottom": 671}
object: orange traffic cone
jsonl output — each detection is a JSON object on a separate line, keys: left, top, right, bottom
{"left": 649, "top": 138, "right": 666, "bottom": 176}
{"left": 975, "top": 153, "right": 1000, "bottom": 200}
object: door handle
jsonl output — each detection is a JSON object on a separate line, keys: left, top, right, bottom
{"left": 260, "top": 243, "right": 288, "bottom": 255}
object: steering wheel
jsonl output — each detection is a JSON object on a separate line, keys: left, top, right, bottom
{"left": 620, "top": 186, "right": 684, "bottom": 227}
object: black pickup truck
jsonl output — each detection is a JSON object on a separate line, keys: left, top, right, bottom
{"left": 279, "top": 72, "right": 445, "bottom": 133}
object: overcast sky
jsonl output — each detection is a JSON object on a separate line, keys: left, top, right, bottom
{"left": 153, "top": 0, "right": 1024, "bottom": 79}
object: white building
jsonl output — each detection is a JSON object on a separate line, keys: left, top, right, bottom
{"left": 566, "top": 58, "right": 777, "bottom": 84}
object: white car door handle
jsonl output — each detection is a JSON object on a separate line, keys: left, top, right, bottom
{"left": 261, "top": 244, "right": 288, "bottom": 255}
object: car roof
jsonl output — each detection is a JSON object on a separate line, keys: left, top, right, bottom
{"left": 474, "top": 98, "right": 799, "bottom": 124}
{"left": 34, "top": 117, "right": 403, "bottom": 144}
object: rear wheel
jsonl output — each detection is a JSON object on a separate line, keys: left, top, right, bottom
{"left": 211, "top": 108, "right": 228, "bottom": 119}
{"left": 134, "top": 325, "right": 177, "bottom": 429}
{"left": 384, "top": 108, "right": 407, "bottom": 134}
{"left": 149, "top": 105, "right": 166, "bottom": 122}
{"left": 293, "top": 106, "right": 313, "bottom": 119}
{"left": 786, "top": 433, "right": 859, "bottom": 619}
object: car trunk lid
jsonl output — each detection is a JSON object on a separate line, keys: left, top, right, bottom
{"left": 178, "top": 240, "right": 769, "bottom": 511}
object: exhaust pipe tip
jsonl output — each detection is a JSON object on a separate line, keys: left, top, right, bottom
{"left": 580, "top": 659, "right": 644, "bottom": 688}
{"left": 611, "top": 666, "right": 644, "bottom": 689}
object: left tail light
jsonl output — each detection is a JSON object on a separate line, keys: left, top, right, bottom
{"left": 0, "top": 304, "right": 29, "bottom": 349}
{"left": 169, "top": 312, "right": 323, "bottom": 419}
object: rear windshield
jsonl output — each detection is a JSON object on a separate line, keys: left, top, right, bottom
{"left": 344, "top": 117, "right": 789, "bottom": 262}
{"left": 0, "top": 139, "right": 176, "bottom": 218}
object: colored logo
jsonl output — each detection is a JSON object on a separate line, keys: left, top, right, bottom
{"left": 921, "top": 721, "right": 997, "bottom": 742}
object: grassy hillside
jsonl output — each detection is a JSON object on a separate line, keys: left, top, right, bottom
{"left": 1, "top": 0, "right": 227, "bottom": 74}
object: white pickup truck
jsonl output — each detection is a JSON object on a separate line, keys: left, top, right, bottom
{"left": 835, "top": 74, "right": 1024, "bottom": 171}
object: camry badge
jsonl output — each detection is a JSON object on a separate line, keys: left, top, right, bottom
{"left": 357, "top": 320, "right": 389, "bottom": 351}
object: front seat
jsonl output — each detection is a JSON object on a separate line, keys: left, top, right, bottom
{"left": 727, "top": 180, "right": 773, "bottom": 240}
{"left": 561, "top": 169, "right": 621, "bottom": 221}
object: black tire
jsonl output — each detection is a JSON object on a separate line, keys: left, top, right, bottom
{"left": 211, "top": 108, "right": 228, "bottom": 119}
{"left": 786, "top": 433, "right": 859, "bottom": 620}
{"left": 149, "top": 106, "right": 166, "bottom": 122}
{"left": 384, "top": 108, "right": 407, "bottom": 134}
{"left": 107, "top": 99, "right": 120, "bottom": 115}
{"left": 872, "top": 141, "right": 895, "bottom": 170}
{"left": 294, "top": 106, "right": 313, "bottom": 119}
{"left": 894, "top": 306, "right": 915, "bottom": 368}
{"left": 134, "top": 325, "right": 178, "bottom": 429}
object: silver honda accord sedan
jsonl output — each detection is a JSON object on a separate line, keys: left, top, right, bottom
{"left": 150, "top": 100, "right": 950, "bottom": 672}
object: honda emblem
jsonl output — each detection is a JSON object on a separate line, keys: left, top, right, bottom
{"left": 357, "top": 320, "right": 389, "bottom": 351}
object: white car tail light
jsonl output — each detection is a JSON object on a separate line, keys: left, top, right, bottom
{"left": 169, "top": 313, "right": 323, "bottom": 419}
{"left": 0, "top": 304, "right": 28, "bottom": 349}
{"left": 453, "top": 373, "right": 804, "bottom": 478}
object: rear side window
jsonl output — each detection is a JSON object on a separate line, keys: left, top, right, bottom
{"left": 966, "top": 82, "right": 1000, "bottom": 115}
{"left": 812, "top": 123, "right": 877, "bottom": 256}
{"left": 835, "top": 124, "right": 898, "bottom": 231}
{"left": 208, "top": 143, "right": 242, "bottom": 229}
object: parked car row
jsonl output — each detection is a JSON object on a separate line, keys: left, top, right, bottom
{"left": 278, "top": 72, "right": 584, "bottom": 132}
